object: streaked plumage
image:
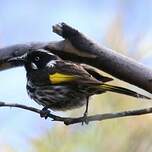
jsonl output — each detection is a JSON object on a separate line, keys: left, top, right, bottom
{"left": 8, "top": 49, "right": 151, "bottom": 120}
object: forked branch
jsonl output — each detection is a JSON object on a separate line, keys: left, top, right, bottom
{"left": 0, "top": 23, "right": 152, "bottom": 125}
{"left": 0, "top": 23, "right": 152, "bottom": 93}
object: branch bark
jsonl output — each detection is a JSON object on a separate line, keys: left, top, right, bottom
{"left": 0, "top": 101, "right": 152, "bottom": 125}
{"left": 0, "top": 23, "right": 152, "bottom": 93}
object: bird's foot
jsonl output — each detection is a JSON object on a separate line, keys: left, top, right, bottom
{"left": 40, "top": 107, "right": 50, "bottom": 119}
{"left": 81, "top": 112, "right": 89, "bottom": 125}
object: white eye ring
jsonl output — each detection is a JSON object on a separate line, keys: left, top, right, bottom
{"left": 35, "top": 56, "right": 40, "bottom": 61}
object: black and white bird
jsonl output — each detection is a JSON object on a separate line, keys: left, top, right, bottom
{"left": 8, "top": 49, "right": 151, "bottom": 122}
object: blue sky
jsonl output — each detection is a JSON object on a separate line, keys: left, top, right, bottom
{"left": 0, "top": 0, "right": 152, "bottom": 151}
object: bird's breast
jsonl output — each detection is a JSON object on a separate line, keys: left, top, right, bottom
{"left": 26, "top": 81, "right": 87, "bottom": 111}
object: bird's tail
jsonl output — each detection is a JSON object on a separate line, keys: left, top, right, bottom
{"left": 100, "top": 84, "right": 150, "bottom": 99}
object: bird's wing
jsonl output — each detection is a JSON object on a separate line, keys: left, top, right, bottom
{"left": 47, "top": 60, "right": 102, "bottom": 85}
{"left": 80, "top": 64, "right": 113, "bottom": 82}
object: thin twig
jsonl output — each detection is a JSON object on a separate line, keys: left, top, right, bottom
{"left": 0, "top": 101, "right": 152, "bottom": 125}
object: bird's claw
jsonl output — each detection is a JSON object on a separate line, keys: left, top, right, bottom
{"left": 81, "top": 112, "right": 89, "bottom": 125}
{"left": 40, "top": 107, "right": 50, "bottom": 119}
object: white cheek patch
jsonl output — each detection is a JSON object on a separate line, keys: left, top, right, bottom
{"left": 31, "top": 62, "right": 38, "bottom": 70}
{"left": 46, "top": 60, "right": 56, "bottom": 68}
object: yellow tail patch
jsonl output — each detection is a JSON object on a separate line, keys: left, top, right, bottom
{"left": 100, "top": 84, "right": 115, "bottom": 90}
{"left": 49, "top": 73, "right": 76, "bottom": 84}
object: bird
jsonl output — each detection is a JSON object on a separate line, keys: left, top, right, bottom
{"left": 8, "top": 49, "right": 151, "bottom": 123}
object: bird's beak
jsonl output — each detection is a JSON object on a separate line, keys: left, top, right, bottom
{"left": 7, "top": 54, "right": 26, "bottom": 65}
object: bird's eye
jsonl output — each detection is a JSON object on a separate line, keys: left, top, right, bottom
{"left": 35, "top": 56, "right": 40, "bottom": 61}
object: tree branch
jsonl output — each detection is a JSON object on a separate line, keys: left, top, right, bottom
{"left": 51, "top": 23, "right": 152, "bottom": 94}
{"left": 0, "top": 23, "right": 152, "bottom": 94}
{"left": 0, "top": 101, "right": 152, "bottom": 125}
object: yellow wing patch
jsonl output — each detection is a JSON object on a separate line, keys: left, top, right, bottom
{"left": 49, "top": 73, "right": 76, "bottom": 84}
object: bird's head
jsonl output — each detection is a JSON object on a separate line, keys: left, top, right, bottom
{"left": 8, "top": 49, "right": 60, "bottom": 72}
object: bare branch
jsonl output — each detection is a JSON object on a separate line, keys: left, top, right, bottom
{"left": 51, "top": 23, "right": 152, "bottom": 94}
{"left": 0, "top": 23, "right": 152, "bottom": 94}
{"left": 0, "top": 101, "right": 152, "bottom": 125}
{"left": 0, "top": 42, "right": 65, "bottom": 70}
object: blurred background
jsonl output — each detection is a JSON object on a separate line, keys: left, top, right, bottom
{"left": 0, "top": 0, "right": 152, "bottom": 151}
